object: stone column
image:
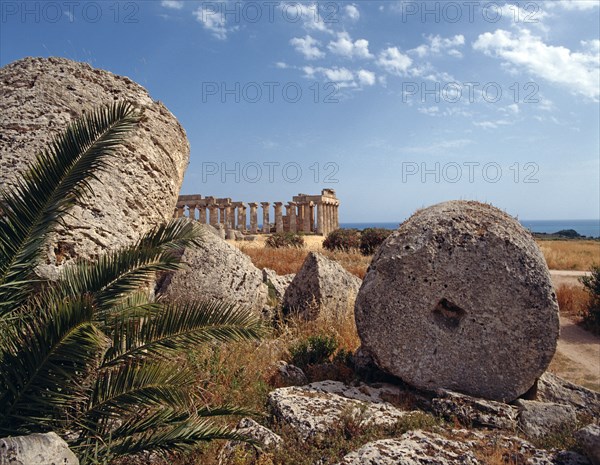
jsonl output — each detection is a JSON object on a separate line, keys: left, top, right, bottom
{"left": 324, "top": 203, "right": 331, "bottom": 235}
{"left": 237, "top": 205, "right": 247, "bottom": 232}
{"left": 199, "top": 205, "right": 206, "bottom": 224}
{"left": 208, "top": 205, "right": 218, "bottom": 227}
{"left": 188, "top": 204, "right": 196, "bottom": 221}
{"left": 219, "top": 206, "right": 226, "bottom": 226}
{"left": 249, "top": 203, "right": 258, "bottom": 234}
{"left": 317, "top": 202, "right": 324, "bottom": 235}
{"left": 288, "top": 202, "right": 297, "bottom": 233}
{"left": 177, "top": 206, "right": 185, "bottom": 218}
{"left": 302, "top": 202, "right": 312, "bottom": 233}
{"left": 261, "top": 202, "right": 270, "bottom": 233}
{"left": 226, "top": 205, "right": 235, "bottom": 230}
{"left": 334, "top": 204, "right": 339, "bottom": 229}
{"left": 274, "top": 202, "right": 284, "bottom": 233}
{"left": 309, "top": 203, "right": 315, "bottom": 232}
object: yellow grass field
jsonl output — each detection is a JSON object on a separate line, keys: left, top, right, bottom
{"left": 233, "top": 236, "right": 600, "bottom": 275}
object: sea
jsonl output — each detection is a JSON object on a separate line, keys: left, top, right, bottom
{"left": 340, "top": 219, "right": 600, "bottom": 238}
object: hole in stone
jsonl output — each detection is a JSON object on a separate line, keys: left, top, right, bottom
{"left": 433, "top": 298, "right": 466, "bottom": 329}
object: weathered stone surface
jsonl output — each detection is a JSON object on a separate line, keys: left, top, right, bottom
{"left": 159, "top": 224, "right": 268, "bottom": 313}
{"left": 335, "top": 431, "right": 480, "bottom": 465}
{"left": 537, "top": 373, "right": 600, "bottom": 417}
{"left": 217, "top": 418, "right": 282, "bottom": 465}
{"left": 515, "top": 399, "right": 578, "bottom": 439}
{"left": 575, "top": 424, "right": 600, "bottom": 465}
{"left": 263, "top": 268, "right": 295, "bottom": 302}
{"left": 432, "top": 389, "right": 519, "bottom": 430}
{"left": 283, "top": 252, "right": 361, "bottom": 320}
{"left": 0, "top": 57, "right": 189, "bottom": 273}
{"left": 0, "top": 432, "right": 79, "bottom": 465}
{"left": 355, "top": 200, "right": 559, "bottom": 402}
{"left": 268, "top": 380, "right": 414, "bottom": 440}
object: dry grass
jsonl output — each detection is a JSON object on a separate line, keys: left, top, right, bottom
{"left": 536, "top": 239, "right": 600, "bottom": 271}
{"left": 239, "top": 245, "right": 371, "bottom": 279}
{"left": 556, "top": 284, "right": 591, "bottom": 316}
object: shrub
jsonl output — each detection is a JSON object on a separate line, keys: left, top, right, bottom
{"left": 359, "top": 228, "right": 393, "bottom": 255}
{"left": 580, "top": 265, "right": 600, "bottom": 333}
{"left": 266, "top": 232, "right": 305, "bottom": 249}
{"left": 323, "top": 229, "right": 360, "bottom": 252}
{"left": 289, "top": 334, "right": 338, "bottom": 369}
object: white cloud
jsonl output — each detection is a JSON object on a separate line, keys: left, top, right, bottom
{"left": 161, "top": 0, "right": 184, "bottom": 9}
{"left": 327, "top": 32, "right": 373, "bottom": 59}
{"left": 357, "top": 69, "right": 376, "bottom": 86}
{"left": 402, "top": 139, "right": 473, "bottom": 154}
{"left": 507, "top": 103, "right": 520, "bottom": 114}
{"left": 473, "top": 29, "right": 600, "bottom": 101}
{"left": 280, "top": 3, "right": 334, "bottom": 34}
{"left": 345, "top": 4, "right": 360, "bottom": 21}
{"left": 376, "top": 47, "right": 413, "bottom": 76}
{"left": 290, "top": 35, "right": 325, "bottom": 60}
{"left": 474, "top": 119, "right": 512, "bottom": 129}
{"left": 418, "top": 106, "right": 440, "bottom": 116}
{"left": 193, "top": 7, "right": 234, "bottom": 40}
{"left": 410, "top": 34, "right": 465, "bottom": 58}
{"left": 547, "top": 0, "right": 599, "bottom": 10}
{"left": 275, "top": 62, "right": 289, "bottom": 69}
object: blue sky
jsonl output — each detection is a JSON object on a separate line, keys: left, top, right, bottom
{"left": 1, "top": 0, "right": 599, "bottom": 222}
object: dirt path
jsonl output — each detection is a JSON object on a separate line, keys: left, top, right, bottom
{"left": 547, "top": 270, "right": 599, "bottom": 391}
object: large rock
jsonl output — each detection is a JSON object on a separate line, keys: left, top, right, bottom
{"left": 267, "top": 380, "right": 414, "bottom": 440}
{"left": 217, "top": 418, "right": 282, "bottom": 465}
{"left": 537, "top": 373, "right": 600, "bottom": 418}
{"left": 0, "top": 432, "right": 78, "bottom": 465}
{"left": 159, "top": 224, "right": 268, "bottom": 313}
{"left": 575, "top": 424, "right": 600, "bottom": 465}
{"left": 515, "top": 399, "right": 578, "bottom": 440}
{"left": 283, "top": 252, "right": 361, "bottom": 320}
{"left": 0, "top": 57, "right": 189, "bottom": 272}
{"left": 263, "top": 268, "right": 295, "bottom": 303}
{"left": 355, "top": 201, "right": 559, "bottom": 402}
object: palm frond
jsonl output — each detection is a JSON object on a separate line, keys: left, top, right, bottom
{"left": 102, "top": 301, "right": 265, "bottom": 367}
{"left": 0, "top": 101, "right": 142, "bottom": 315}
{"left": 0, "top": 295, "right": 107, "bottom": 435}
{"left": 54, "top": 219, "right": 204, "bottom": 313}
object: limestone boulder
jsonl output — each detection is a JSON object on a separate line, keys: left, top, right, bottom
{"left": 335, "top": 431, "right": 480, "bottom": 465}
{"left": 267, "top": 380, "right": 414, "bottom": 440}
{"left": 355, "top": 200, "right": 559, "bottom": 402}
{"left": 263, "top": 268, "right": 295, "bottom": 303}
{"left": 0, "top": 432, "right": 78, "bottom": 465}
{"left": 217, "top": 418, "right": 282, "bottom": 465}
{"left": 575, "top": 424, "right": 600, "bottom": 465}
{"left": 271, "top": 360, "right": 308, "bottom": 386}
{"left": 432, "top": 389, "right": 519, "bottom": 430}
{"left": 0, "top": 57, "right": 189, "bottom": 273}
{"left": 283, "top": 252, "right": 361, "bottom": 320}
{"left": 537, "top": 373, "right": 600, "bottom": 418}
{"left": 515, "top": 399, "right": 578, "bottom": 440}
{"left": 159, "top": 224, "right": 268, "bottom": 313}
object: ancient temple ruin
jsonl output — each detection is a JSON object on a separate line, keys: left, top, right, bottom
{"left": 175, "top": 189, "right": 339, "bottom": 236}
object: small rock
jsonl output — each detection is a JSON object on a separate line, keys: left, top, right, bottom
{"left": 0, "top": 432, "right": 79, "bottom": 465}
{"left": 283, "top": 252, "right": 361, "bottom": 320}
{"left": 515, "top": 399, "right": 578, "bottom": 440}
{"left": 263, "top": 268, "right": 295, "bottom": 302}
{"left": 575, "top": 424, "right": 600, "bottom": 465}
{"left": 432, "top": 389, "right": 519, "bottom": 430}
{"left": 217, "top": 418, "right": 282, "bottom": 465}
{"left": 335, "top": 431, "right": 480, "bottom": 465}
{"left": 272, "top": 361, "right": 308, "bottom": 386}
{"left": 268, "top": 380, "right": 414, "bottom": 440}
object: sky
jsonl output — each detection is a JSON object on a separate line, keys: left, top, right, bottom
{"left": 1, "top": 0, "right": 599, "bottom": 222}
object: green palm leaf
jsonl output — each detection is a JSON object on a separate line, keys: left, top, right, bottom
{"left": 0, "top": 101, "right": 142, "bottom": 315}
{"left": 103, "top": 301, "right": 265, "bottom": 367}
{"left": 0, "top": 295, "right": 107, "bottom": 435}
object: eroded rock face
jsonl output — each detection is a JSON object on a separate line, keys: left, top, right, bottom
{"left": 355, "top": 201, "right": 559, "bottom": 402}
{"left": 267, "top": 380, "right": 414, "bottom": 440}
{"left": 159, "top": 224, "right": 268, "bottom": 313}
{"left": 283, "top": 252, "right": 361, "bottom": 320}
{"left": 515, "top": 399, "right": 578, "bottom": 440}
{"left": 537, "top": 373, "right": 600, "bottom": 418}
{"left": 575, "top": 424, "right": 600, "bottom": 465}
{"left": 0, "top": 432, "right": 78, "bottom": 465}
{"left": 217, "top": 418, "right": 282, "bottom": 465}
{"left": 263, "top": 268, "right": 295, "bottom": 303}
{"left": 0, "top": 57, "right": 189, "bottom": 272}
